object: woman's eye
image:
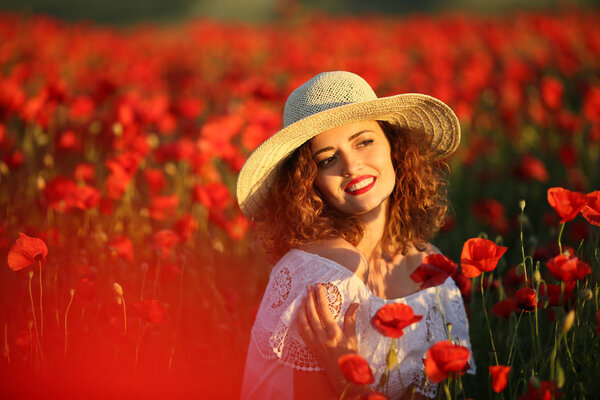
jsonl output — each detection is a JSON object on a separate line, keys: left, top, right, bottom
{"left": 317, "top": 156, "right": 335, "bottom": 168}
{"left": 358, "top": 139, "right": 374, "bottom": 147}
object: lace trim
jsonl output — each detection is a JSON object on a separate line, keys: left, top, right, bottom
{"left": 249, "top": 250, "right": 476, "bottom": 397}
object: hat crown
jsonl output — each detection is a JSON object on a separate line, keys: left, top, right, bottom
{"left": 283, "top": 71, "right": 377, "bottom": 127}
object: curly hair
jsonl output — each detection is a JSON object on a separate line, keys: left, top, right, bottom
{"left": 252, "top": 121, "right": 450, "bottom": 263}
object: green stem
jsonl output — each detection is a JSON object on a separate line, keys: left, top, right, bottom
{"left": 38, "top": 261, "right": 44, "bottom": 337}
{"left": 507, "top": 313, "right": 523, "bottom": 365}
{"left": 519, "top": 208, "right": 528, "bottom": 284}
{"left": 64, "top": 289, "right": 74, "bottom": 358}
{"left": 435, "top": 287, "right": 450, "bottom": 340}
{"left": 557, "top": 222, "right": 565, "bottom": 255}
{"left": 481, "top": 274, "right": 499, "bottom": 365}
{"left": 338, "top": 382, "right": 350, "bottom": 400}
{"left": 28, "top": 271, "right": 43, "bottom": 365}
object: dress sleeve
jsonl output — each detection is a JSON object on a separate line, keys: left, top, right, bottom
{"left": 247, "top": 250, "right": 354, "bottom": 372}
{"left": 444, "top": 277, "right": 477, "bottom": 374}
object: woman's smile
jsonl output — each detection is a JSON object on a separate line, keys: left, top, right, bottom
{"left": 344, "top": 175, "right": 376, "bottom": 195}
{"left": 310, "top": 120, "right": 396, "bottom": 218}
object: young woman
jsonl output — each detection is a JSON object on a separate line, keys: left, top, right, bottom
{"left": 237, "top": 71, "right": 474, "bottom": 399}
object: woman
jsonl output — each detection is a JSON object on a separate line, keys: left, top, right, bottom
{"left": 237, "top": 71, "right": 474, "bottom": 399}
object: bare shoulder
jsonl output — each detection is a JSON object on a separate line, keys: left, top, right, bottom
{"left": 424, "top": 242, "right": 442, "bottom": 255}
{"left": 297, "top": 238, "right": 366, "bottom": 274}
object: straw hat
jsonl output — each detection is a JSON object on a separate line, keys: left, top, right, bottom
{"left": 236, "top": 71, "right": 460, "bottom": 219}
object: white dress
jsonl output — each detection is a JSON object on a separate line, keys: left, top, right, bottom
{"left": 240, "top": 249, "right": 475, "bottom": 400}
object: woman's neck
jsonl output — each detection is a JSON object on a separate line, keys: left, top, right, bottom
{"left": 355, "top": 201, "right": 387, "bottom": 262}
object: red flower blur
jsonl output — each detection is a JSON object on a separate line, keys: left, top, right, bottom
{"left": 423, "top": 340, "right": 470, "bottom": 383}
{"left": 133, "top": 299, "right": 166, "bottom": 324}
{"left": 546, "top": 253, "right": 592, "bottom": 282}
{"left": 108, "top": 235, "right": 134, "bottom": 263}
{"left": 514, "top": 155, "right": 549, "bottom": 183}
{"left": 472, "top": 198, "right": 509, "bottom": 234}
{"left": 582, "top": 191, "right": 600, "bottom": 226}
{"left": 410, "top": 254, "right": 457, "bottom": 289}
{"left": 192, "top": 181, "right": 232, "bottom": 211}
{"left": 596, "top": 310, "right": 600, "bottom": 335}
{"left": 489, "top": 365, "right": 511, "bottom": 393}
{"left": 153, "top": 229, "right": 180, "bottom": 259}
{"left": 371, "top": 303, "right": 422, "bottom": 338}
{"left": 460, "top": 238, "right": 508, "bottom": 278}
{"left": 519, "top": 380, "right": 561, "bottom": 400}
{"left": 361, "top": 392, "right": 389, "bottom": 400}
{"left": 491, "top": 298, "right": 518, "bottom": 319}
{"left": 515, "top": 287, "right": 537, "bottom": 312}
{"left": 7, "top": 232, "right": 48, "bottom": 271}
{"left": 547, "top": 187, "right": 588, "bottom": 223}
{"left": 540, "top": 282, "right": 576, "bottom": 308}
{"left": 337, "top": 354, "right": 374, "bottom": 385}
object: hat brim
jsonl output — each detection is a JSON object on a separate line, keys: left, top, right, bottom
{"left": 236, "top": 93, "right": 460, "bottom": 219}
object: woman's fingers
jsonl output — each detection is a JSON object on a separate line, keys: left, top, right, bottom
{"left": 343, "top": 303, "right": 359, "bottom": 346}
{"left": 297, "top": 288, "right": 315, "bottom": 343}
{"left": 314, "top": 284, "right": 339, "bottom": 338}
{"left": 305, "top": 285, "right": 327, "bottom": 338}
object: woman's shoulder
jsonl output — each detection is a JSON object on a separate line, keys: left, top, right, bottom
{"left": 295, "top": 238, "right": 367, "bottom": 275}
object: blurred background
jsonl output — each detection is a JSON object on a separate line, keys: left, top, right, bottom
{"left": 0, "top": 0, "right": 597, "bottom": 24}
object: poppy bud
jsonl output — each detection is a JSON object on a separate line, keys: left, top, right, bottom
{"left": 37, "top": 175, "right": 46, "bottom": 191}
{"left": 43, "top": 154, "right": 54, "bottom": 168}
{"left": 139, "top": 208, "right": 150, "bottom": 218}
{"left": 28, "top": 271, "right": 33, "bottom": 278}
{"left": 147, "top": 134, "right": 160, "bottom": 149}
{"left": 113, "top": 282, "right": 124, "bottom": 297}
{"left": 519, "top": 199, "right": 526, "bottom": 211}
{"left": 529, "top": 376, "right": 541, "bottom": 389}
{"left": 164, "top": 162, "right": 177, "bottom": 176}
{"left": 516, "top": 263, "right": 525, "bottom": 276}
{"left": 562, "top": 310, "right": 575, "bottom": 333}
{"left": 0, "top": 162, "right": 9, "bottom": 175}
{"left": 580, "top": 289, "right": 593, "bottom": 300}
{"left": 140, "top": 263, "right": 149, "bottom": 273}
{"left": 112, "top": 122, "right": 123, "bottom": 137}
{"left": 532, "top": 270, "right": 541, "bottom": 285}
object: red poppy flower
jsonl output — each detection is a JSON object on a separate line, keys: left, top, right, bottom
{"left": 489, "top": 365, "right": 511, "bottom": 393}
{"left": 540, "top": 76, "right": 563, "bottom": 110}
{"left": 423, "top": 340, "right": 470, "bottom": 383}
{"left": 149, "top": 194, "right": 179, "bottom": 221}
{"left": 174, "top": 213, "right": 199, "bottom": 242}
{"left": 472, "top": 198, "right": 509, "bottom": 233}
{"left": 582, "top": 191, "right": 600, "bottom": 226}
{"left": 73, "top": 162, "right": 96, "bottom": 184}
{"left": 540, "top": 282, "right": 576, "bottom": 307}
{"left": 410, "top": 254, "right": 457, "bottom": 289}
{"left": 519, "top": 380, "right": 561, "bottom": 400}
{"left": 371, "top": 303, "right": 422, "bottom": 338}
{"left": 452, "top": 271, "right": 472, "bottom": 302}
{"left": 337, "top": 354, "right": 374, "bottom": 385}
{"left": 192, "top": 181, "right": 232, "bottom": 211}
{"left": 546, "top": 253, "right": 591, "bottom": 282}
{"left": 491, "top": 298, "right": 518, "bottom": 319}
{"left": 108, "top": 235, "right": 134, "bottom": 263}
{"left": 460, "top": 238, "right": 507, "bottom": 278}
{"left": 596, "top": 310, "right": 600, "bottom": 335}
{"left": 153, "top": 229, "right": 180, "bottom": 259}
{"left": 514, "top": 155, "right": 549, "bottom": 183}
{"left": 132, "top": 299, "right": 166, "bottom": 324}
{"left": 547, "top": 187, "right": 588, "bottom": 223}
{"left": 144, "top": 168, "right": 166, "bottom": 195}
{"left": 515, "top": 287, "right": 537, "bottom": 312}
{"left": 7, "top": 232, "right": 48, "bottom": 271}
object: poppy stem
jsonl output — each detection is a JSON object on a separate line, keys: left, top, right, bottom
{"left": 507, "top": 313, "right": 523, "bottom": 365}
{"left": 443, "top": 381, "right": 452, "bottom": 400}
{"left": 480, "top": 273, "right": 499, "bottom": 365}
{"left": 121, "top": 294, "right": 127, "bottom": 335}
{"left": 519, "top": 205, "right": 528, "bottom": 284}
{"left": 38, "top": 260, "right": 44, "bottom": 338}
{"left": 134, "top": 322, "right": 150, "bottom": 376}
{"left": 338, "top": 382, "right": 349, "bottom": 400}
{"left": 28, "top": 271, "right": 44, "bottom": 366}
{"left": 435, "top": 287, "right": 450, "bottom": 340}
{"left": 64, "top": 289, "right": 74, "bottom": 359}
{"left": 4, "top": 323, "right": 10, "bottom": 365}
{"left": 557, "top": 222, "right": 565, "bottom": 255}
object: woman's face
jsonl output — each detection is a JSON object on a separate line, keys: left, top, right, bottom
{"left": 310, "top": 120, "right": 396, "bottom": 217}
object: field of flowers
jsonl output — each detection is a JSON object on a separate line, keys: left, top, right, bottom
{"left": 0, "top": 8, "right": 599, "bottom": 399}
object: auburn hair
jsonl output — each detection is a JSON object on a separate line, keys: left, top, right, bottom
{"left": 252, "top": 121, "right": 450, "bottom": 263}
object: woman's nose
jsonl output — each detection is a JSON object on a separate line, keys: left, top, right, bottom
{"left": 340, "top": 153, "right": 361, "bottom": 177}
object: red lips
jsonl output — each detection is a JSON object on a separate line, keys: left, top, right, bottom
{"left": 344, "top": 175, "right": 376, "bottom": 195}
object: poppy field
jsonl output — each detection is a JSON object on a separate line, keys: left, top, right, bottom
{"left": 1, "top": 8, "right": 600, "bottom": 400}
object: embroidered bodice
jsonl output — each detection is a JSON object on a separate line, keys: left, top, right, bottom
{"left": 243, "top": 249, "right": 475, "bottom": 399}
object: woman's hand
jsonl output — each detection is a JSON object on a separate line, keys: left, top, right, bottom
{"left": 297, "top": 283, "right": 362, "bottom": 396}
